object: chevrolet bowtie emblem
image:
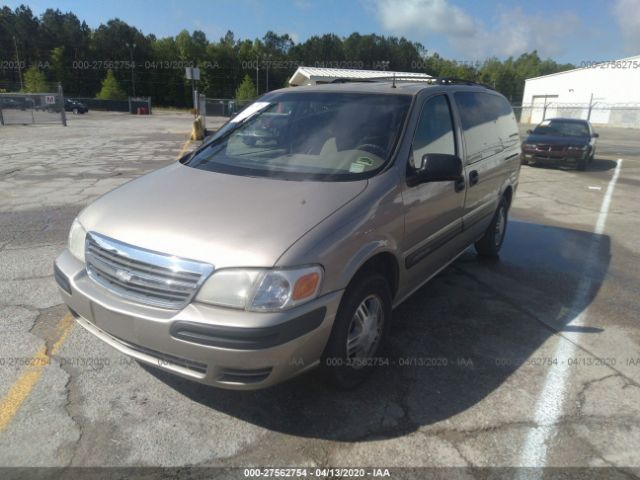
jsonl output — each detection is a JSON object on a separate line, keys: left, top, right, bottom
{"left": 115, "top": 269, "right": 133, "bottom": 282}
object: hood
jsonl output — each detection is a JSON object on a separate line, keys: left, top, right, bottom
{"left": 79, "top": 163, "right": 367, "bottom": 268}
{"left": 524, "top": 134, "right": 589, "bottom": 146}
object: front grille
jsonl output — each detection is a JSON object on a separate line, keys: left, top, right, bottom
{"left": 85, "top": 232, "right": 213, "bottom": 309}
{"left": 534, "top": 144, "right": 564, "bottom": 152}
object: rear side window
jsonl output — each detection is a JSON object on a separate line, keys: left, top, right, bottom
{"left": 454, "top": 92, "right": 517, "bottom": 160}
{"left": 410, "top": 95, "right": 456, "bottom": 168}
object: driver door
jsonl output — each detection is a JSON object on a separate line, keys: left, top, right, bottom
{"left": 402, "top": 94, "right": 466, "bottom": 288}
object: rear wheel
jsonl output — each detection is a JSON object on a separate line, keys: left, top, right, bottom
{"left": 475, "top": 197, "right": 508, "bottom": 257}
{"left": 321, "top": 274, "right": 391, "bottom": 389}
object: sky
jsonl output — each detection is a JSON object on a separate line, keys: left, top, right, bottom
{"left": 5, "top": 0, "right": 640, "bottom": 64}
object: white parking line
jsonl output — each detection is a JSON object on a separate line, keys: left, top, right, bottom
{"left": 516, "top": 159, "right": 623, "bottom": 473}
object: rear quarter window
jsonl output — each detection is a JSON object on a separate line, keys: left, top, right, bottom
{"left": 454, "top": 92, "right": 518, "bottom": 161}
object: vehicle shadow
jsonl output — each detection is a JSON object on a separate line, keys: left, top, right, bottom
{"left": 526, "top": 158, "right": 617, "bottom": 172}
{"left": 587, "top": 158, "right": 619, "bottom": 172}
{"left": 144, "top": 220, "right": 610, "bottom": 441}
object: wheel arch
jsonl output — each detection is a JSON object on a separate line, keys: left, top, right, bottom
{"left": 343, "top": 250, "right": 400, "bottom": 301}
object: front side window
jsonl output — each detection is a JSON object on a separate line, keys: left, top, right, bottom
{"left": 409, "top": 95, "right": 456, "bottom": 169}
{"left": 185, "top": 92, "right": 412, "bottom": 181}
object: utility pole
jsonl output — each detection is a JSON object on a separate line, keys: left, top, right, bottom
{"left": 13, "top": 36, "right": 23, "bottom": 90}
{"left": 126, "top": 42, "right": 136, "bottom": 97}
{"left": 255, "top": 56, "right": 259, "bottom": 96}
{"left": 265, "top": 55, "right": 271, "bottom": 92}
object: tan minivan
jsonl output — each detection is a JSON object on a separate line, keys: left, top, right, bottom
{"left": 55, "top": 79, "right": 521, "bottom": 389}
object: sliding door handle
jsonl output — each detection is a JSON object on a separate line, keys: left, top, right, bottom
{"left": 469, "top": 170, "right": 479, "bottom": 186}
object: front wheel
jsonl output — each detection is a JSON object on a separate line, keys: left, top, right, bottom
{"left": 475, "top": 197, "right": 508, "bottom": 257}
{"left": 321, "top": 274, "right": 392, "bottom": 389}
{"left": 577, "top": 156, "right": 587, "bottom": 171}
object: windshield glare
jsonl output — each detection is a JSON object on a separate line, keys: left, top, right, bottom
{"left": 186, "top": 92, "right": 412, "bottom": 181}
{"left": 533, "top": 121, "right": 589, "bottom": 137}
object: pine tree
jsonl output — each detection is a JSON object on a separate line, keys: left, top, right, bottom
{"left": 235, "top": 74, "right": 256, "bottom": 104}
{"left": 23, "top": 65, "right": 48, "bottom": 93}
{"left": 96, "top": 69, "right": 127, "bottom": 100}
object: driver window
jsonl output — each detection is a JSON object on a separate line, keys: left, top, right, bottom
{"left": 410, "top": 95, "right": 456, "bottom": 169}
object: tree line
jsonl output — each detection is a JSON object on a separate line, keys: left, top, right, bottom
{"left": 0, "top": 4, "right": 576, "bottom": 106}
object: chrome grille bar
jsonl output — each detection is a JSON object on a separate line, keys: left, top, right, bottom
{"left": 85, "top": 232, "right": 213, "bottom": 309}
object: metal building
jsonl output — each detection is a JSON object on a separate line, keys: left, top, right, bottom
{"left": 288, "top": 67, "right": 431, "bottom": 86}
{"left": 521, "top": 54, "right": 640, "bottom": 127}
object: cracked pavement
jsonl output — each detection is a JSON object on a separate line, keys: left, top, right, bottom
{"left": 0, "top": 114, "right": 639, "bottom": 473}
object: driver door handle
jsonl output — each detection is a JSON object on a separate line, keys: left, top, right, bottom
{"left": 469, "top": 170, "right": 479, "bottom": 186}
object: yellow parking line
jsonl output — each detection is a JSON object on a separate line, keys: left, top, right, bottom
{"left": 0, "top": 314, "right": 74, "bottom": 432}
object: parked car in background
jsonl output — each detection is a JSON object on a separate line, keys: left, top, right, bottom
{"left": 521, "top": 118, "right": 598, "bottom": 170}
{"left": 0, "top": 97, "right": 22, "bottom": 109}
{"left": 46, "top": 98, "right": 88, "bottom": 114}
{"left": 55, "top": 79, "right": 521, "bottom": 390}
{"left": 64, "top": 98, "right": 88, "bottom": 114}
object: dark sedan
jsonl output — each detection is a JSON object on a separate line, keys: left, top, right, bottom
{"left": 65, "top": 99, "right": 88, "bottom": 114}
{"left": 521, "top": 118, "right": 598, "bottom": 171}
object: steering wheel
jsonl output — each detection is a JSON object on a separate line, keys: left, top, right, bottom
{"left": 354, "top": 143, "right": 386, "bottom": 157}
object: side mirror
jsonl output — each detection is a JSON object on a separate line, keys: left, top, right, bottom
{"left": 526, "top": 129, "right": 533, "bottom": 134}
{"left": 592, "top": 132, "right": 599, "bottom": 138}
{"left": 407, "top": 154, "right": 463, "bottom": 187}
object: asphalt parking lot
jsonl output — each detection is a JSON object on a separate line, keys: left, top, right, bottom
{"left": 1, "top": 112, "right": 639, "bottom": 475}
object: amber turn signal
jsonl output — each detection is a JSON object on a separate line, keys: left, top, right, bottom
{"left": 292, "top": 272, "right": 320, "bottom": 301}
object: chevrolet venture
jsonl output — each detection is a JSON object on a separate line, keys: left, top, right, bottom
{"left": 55, "top": 79, "right": 521, "bottom": 389}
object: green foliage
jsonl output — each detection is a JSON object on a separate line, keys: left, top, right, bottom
{"left": 23, "top": 65, "right": 47, "bottom": 92}
{"left": 50, "top": 46, "right": 65, "bottom": 83}
{"left": 235, "top": 74, "right": 256, "bottom": 103}
{"left": 0, "top": 5, "right": 576, "bottom": 106}
{"left": 96, "top": 69, "right": 126, "bottom": 100}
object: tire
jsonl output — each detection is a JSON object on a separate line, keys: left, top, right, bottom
{"left": 475, "top": 197, "right": 508, "bottom": 257}
{"left": 577, "top": 156, "right": 587, "bottom": 171}
{"left": 321, "top": 274, "right": 392, "bottom": 389}
{"left": 520, "top": 155, "right": 529, "bottom": 166}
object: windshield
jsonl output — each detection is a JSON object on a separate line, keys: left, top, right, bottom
{"left": 185, "top": 92, "right": 412, "bottom": 181}
{"left": 533, "top": 120, "right": 589, "bottom": 137}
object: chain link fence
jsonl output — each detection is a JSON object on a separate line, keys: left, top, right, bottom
{"left": 0, "top": 88, "right": 66, "bottom": 126}
{"left": 513, "top": 103, "right": 640, "bottom": 128}
{"left": 68, "top": 96, "right": 152, "bottom": 114}
{"left": 203, "top": 98, "right": 253, "bottom": 117}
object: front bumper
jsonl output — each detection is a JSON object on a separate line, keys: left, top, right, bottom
{"left": 521, "top": 149, "right": 587, "bottom": 164}
{"left": 54, "top": 249, "right": 342, "bottom": 390}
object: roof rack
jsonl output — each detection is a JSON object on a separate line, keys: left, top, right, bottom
{"left": 329, "top": 76, "right": 494, "bottom": 90}
{"left": 329, "top": 78, "right": 379, "bottom": 84}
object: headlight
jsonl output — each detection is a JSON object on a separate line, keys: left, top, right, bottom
{"left": 68, "top": 218, "right": 87, "bottom": 262}
{"left": 568, "top": 145, "right": 588, "bottom": 150}
{"left": 195, "top": 266, "right": 323, "bottom": 312}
